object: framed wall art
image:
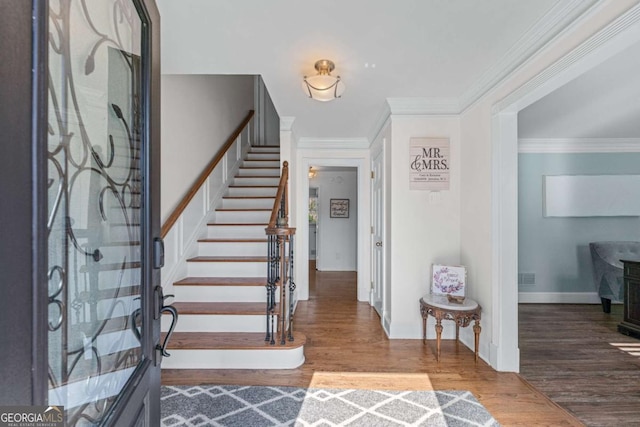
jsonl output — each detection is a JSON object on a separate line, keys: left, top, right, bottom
{"left": 330, "top": 198, "right": 349, "bottom": 218}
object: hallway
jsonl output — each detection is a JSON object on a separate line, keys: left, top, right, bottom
{"left": 163, "top": 267, "right": 580, "bottom": 425}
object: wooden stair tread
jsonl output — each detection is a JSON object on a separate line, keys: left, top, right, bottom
{"left": 215, "top": 208, "right": 271, "bottom": 212}
{"left": 168, "top": 302, "right": 276, "bottom": 315}
{"left": 174, "top": 277, "right": 267, "bottom": 287}
{"left": 228, "top": 185, "right": 278, "bottom": 188}
{"left": 164, "top": 332, "right": 306, "bottom": 350}
{"left": 198, "top": 238, "right": 268, "bottom": 243}
{"left": 239, "top": 167, "right": 280, "bottom": 170}
{"left": 223, "top": 196, "right": 275, "bottom": 199}
{"left": 207, "top": 223, "right": 268, "bottom": 226}
{"left": 187, "top": 256, "right": 268, "bottom": 263}
{"left": 235, "top": 175, "right": 280, "bottom": 179}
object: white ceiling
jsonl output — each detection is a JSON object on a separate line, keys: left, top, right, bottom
{"left": 158, "top": 0, "right": 599, "bottom": 141}
{"left": 518, "top": 40, "right": 640, "bottom": 139}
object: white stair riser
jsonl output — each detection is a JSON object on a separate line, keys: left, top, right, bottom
{"left": 98, "top": 245, "right": 141, "bottom": 262}
{"left": 215, "top": 210, "right": 271, "bottom": 224}
{"left": 245, "top": 153, "right": 280, "bottom": 160}
{"left": 103, "top": 225, "right": 141, "bottom": 242}
{"left": 242, "top": 160, "right": 280, "bottom": 168}
{"left": 198, "top": 241, "right": 267, "bottom": 257}
{"left": 173, "top": 286, "right": 275, "bottom": 302}
{"left": 207, "top": 225, "right": 267, "bottom": 238}
{"left": 233, "top": 177, "right": 280, "bottom": 186}
{"left": 187, "top": 261, "right": 265, "bottom": 277}
{"left": 221, "top": 198, "right": 275, "bottom": 209}
{"left": 84, "top": 269, "right": 140, "bottom": 290}
{"left": 161, "top": 348, "right": 304, "bottom": 369}
{"left": 237, "top": 168, "right": 280, "bottom": 177}
{"left": 249, "top": 146, "right": 280, "bottom": 153}
{"left": 227, "top": 187, "right": 277, "bottom": 197}
{"left": 162, "top": 314, "right": 273, "bottom": 333}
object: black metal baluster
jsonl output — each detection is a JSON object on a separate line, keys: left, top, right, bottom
{"left": 288, "top": 234, "right": 295, "bottom": 341}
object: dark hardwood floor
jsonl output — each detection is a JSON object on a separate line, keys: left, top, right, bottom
{"left": 164, "top": 263, "right": 581, "bottom": 425}
{"left": 519, "top": 303, "right": 640, "bottom": 426}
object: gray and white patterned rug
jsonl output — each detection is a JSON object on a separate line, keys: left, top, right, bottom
{"left": 161, "top": 385, "right": 500, "bottom": 426}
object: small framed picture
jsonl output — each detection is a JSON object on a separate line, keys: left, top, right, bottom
{"left": 330, "top": 199, "right": 349, "bottom": 218}
{"left": 431, "top": 264, "right": 466, "bottom": 297}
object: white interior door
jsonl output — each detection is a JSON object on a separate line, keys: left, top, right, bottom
{"left": 371, "top": 148, "right": 385, "bottom": 316}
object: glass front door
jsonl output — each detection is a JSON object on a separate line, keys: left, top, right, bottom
{"left": 45, "top": 1, "right": 160, "bottom": 424}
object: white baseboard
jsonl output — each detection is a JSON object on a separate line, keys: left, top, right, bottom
{"left": 518, "top": 291, "right": 602, "bottom": 304}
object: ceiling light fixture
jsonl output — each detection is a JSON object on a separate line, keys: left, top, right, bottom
{"left": 302, "top": 59, "right": 345, "bottom": 101}
{"left": 308, "top": 167, "right": 317, "bottom": 179}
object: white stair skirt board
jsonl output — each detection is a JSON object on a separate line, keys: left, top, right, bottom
{"left": 237, "top": 168, "right": 280, "bottom": 177}
{"left": 161, "top": 348, "right": 305, "bottom": 370}
{"left": 197, "top": 241, "right": 268, "bottom": 257}
{"left": 227, "top": 187, "right": 278, "bottom": 197}
{"left": 214, "top": 210, "right": 271, "bottom": 223}
{"left": 187, "top": 261, "right": 266, "bottom": 277}
{"left": 232, "top": 177, "right": 281, "bottom": 186}
{"left": 518, "top": 292, "right": 602, "bottom": 304}
{"left": 173, "top": 286, "right": 274, "bottom": 303}
{"left": 207, "top": 224, "right": 268, "bottom": 238}
{"left": 162, "top": 314, "right": 274, "bottom": 333}
{"left": 221, "top": 197, "right": 276, "bottom": 209}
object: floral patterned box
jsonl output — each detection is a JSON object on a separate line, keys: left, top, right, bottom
{"left": 431, "top": 264, "right": 466, "bottom": 297}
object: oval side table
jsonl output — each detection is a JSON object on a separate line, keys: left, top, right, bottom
{"left": 419, "top": 294, "right": 482, "bottom": 362}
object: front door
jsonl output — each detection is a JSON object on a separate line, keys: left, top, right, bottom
{"left": 43, "top": 0, "right": 162, "bottom": 424}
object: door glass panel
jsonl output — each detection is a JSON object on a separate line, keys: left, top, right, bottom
{"left": 46, "top": 1, "right": 144, "bottom": 424}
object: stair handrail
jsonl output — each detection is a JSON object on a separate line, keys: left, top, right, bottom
{"left": 161, "top": 110, "right": 255, "bottom": 238}
{"left": 267, "top": 161, "right": 289, "bottom": 229}
{"left": 265, "top": 161, "right": 296, "bottom": 345}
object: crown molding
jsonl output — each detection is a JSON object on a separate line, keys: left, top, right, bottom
{"left": 459, "top": 0, "right": 600, "bottom": 112}
{"left": 280, "top": 116, "right": 295, "bottom": 132}
{"left": 518, "top": 138, "right": 640, "bottom": 153}
{"left": 297, "top": 137, "right": 370, "bottom": 150}
{"left": 386, "top": 98, "right": 460, "bottom": 115}
{"left": 494, "top": 4, "right": 640, "bottom": 114}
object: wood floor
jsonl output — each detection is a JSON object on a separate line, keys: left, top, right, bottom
{"left": 163, "top": 264, "right": 581, "bottom": 426}
{"left": 519, "top": 303, "right": 640, "bottom": 426}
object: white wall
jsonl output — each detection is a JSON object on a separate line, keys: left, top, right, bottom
{"left": 310, "top": 170, "right": 358, "bottom": 271}
{"left": 459, "top": 1, "right": 640, "bottom": 371}
{"left": 387, "top": 116, "right": 461, "bottom": 339}
{"left": 161, "top": 74, "right": 254, "bottom": 222}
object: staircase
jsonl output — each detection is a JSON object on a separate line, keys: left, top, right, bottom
{"left": 161, "top": 145, "right": 306, "bottom": 370}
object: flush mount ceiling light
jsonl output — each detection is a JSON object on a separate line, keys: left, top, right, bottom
{"left": 302, "top": 59, "right": 345, "bottom": 101}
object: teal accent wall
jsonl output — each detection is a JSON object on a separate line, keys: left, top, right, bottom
{"left": 518, "top": 153, "right": 640, "bottom": 293}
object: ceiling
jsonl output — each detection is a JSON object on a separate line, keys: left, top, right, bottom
{"left": 158, "top": 0, "right": 600, "bottom": 141}
{"left": 518, "top": 40, "right": 640, "bottom": 139}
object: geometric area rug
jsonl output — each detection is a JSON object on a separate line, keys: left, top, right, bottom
{"left": 161, "top": 385, "right": 501, "bottom": 426}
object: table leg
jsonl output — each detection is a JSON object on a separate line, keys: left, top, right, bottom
{"left": 455, "top": 322, "right": 460, "bottom": 342}
{"left": 422, "top": 314, "right": 427, "bottom": 343}
{"left": 473, "top": 320, "right": 481, "bottom": 363}
{"left": 435, "top": 318, "right": 443, "bottom": 362}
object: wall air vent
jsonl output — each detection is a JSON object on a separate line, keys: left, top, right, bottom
{"left": 518, "top": 273, "right": 536, "bottom": 285}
